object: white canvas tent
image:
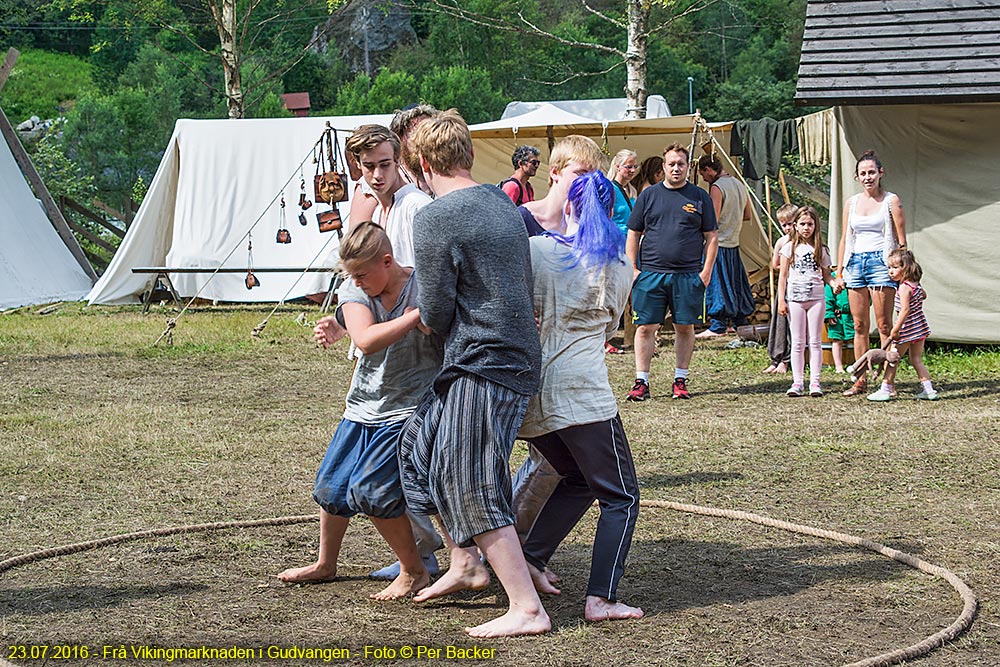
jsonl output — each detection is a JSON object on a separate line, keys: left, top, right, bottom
{"left": 470, "top": 112, "right": 773, "bottom": 274}
{"left": 815, "top": 103, "right": 1000, "bottom": 344}
{"left": 87, "top": 114, "right": 393, "bottom": 305}
{"left": 0, "top": 133, "right": 93, "bottom": 309}
{"left": 502, "top": 95, "right": 671, "bottom": 121}
{"left": 90, "top": 110, "right": 771, "bottom": 305}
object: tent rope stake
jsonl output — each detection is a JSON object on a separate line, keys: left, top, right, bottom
{"left": 0, "top": 500, "right": 975, "bottom": 667}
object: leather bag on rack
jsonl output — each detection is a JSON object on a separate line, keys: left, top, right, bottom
{"left": 314, "top": 128, "right": 348, "bottom": 204}
{"left": 317, "top": 208, "right": 343, "bottom": 235}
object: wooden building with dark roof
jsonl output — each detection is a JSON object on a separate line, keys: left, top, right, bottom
{"left": 795, "top": 0, "right": 1000, "bottom": 106}
{"left": 793, "top": 1, "right": 1000, "bottom": 343}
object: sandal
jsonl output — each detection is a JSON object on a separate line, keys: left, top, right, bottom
{"left": 842, "top": 378, "right": 868, "bottom": 397}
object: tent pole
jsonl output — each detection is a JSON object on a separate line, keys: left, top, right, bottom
{"left": 778, "top": 168, "right": 790, "bottom": 204}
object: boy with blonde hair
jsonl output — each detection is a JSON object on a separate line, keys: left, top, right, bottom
{"left": 398, "top": 109, "right": 551, "bottom": 638}
{"left": 763, "top": 203, "right": 798, "bottom": 374}
{"left": 278, "top": 222, "right": 442, "bottom": 601}
{"left": 519, "top": 134, "right": 606, "bottom": 237}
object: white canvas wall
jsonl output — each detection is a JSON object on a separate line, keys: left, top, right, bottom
{"left": 828, "top": 103, "right": 1000, "bottom": 344}
{"left": 88, "top": 114, "right": 392, "bottom": 305}
{"left": 0, "top": 135, "right": 92, "bottom": 309}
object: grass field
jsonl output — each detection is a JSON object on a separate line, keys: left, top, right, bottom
{"left": 2, "top": 302, "right": 998, "bottom": 666}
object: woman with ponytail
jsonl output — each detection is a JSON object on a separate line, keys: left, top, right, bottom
{"left": 836, "top": 149, "right": 908, "bottom": 396}
{"left": 517, "top": 170, "right": 644, "bottom": 623}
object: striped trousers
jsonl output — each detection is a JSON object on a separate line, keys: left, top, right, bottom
{"left": 397, "top": 374, "right": 529, "bottom": 548}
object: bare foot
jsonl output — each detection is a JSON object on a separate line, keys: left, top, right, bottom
{"left": 370, "top": 567, "right": 430, "bottom": 601}
{"left": 774, "top": 361, "right": 788, "bottom": 374}
{"left": 695, "top": 329, "right": 722, "bottom": 339}
{"left": 465, "top": 608, "right": 551, "bottom": 638}
{"left": 544, "top": 567, "right": 561, "bottom": 586}
{"left": 277, "top": 562, "right": 337, "bottom": 583}
{"left": 585, "top": 595, "right": 645, "bottom": 622}
{"left": 527, "top": 563, "right": 560, "bottom": 595}
{"left": 413, "top": 556, "right": 490, "bottom": 602}
{"left": 761, "top": 363, "right": 778, "bottom": 374}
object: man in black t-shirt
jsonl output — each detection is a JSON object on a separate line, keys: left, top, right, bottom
{"left": 625, "top": 144, "right": 718, "bottom": 401}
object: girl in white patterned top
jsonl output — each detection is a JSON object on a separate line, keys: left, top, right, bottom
{"left": 778, "top": 206, "right": 838, "bottom": 397}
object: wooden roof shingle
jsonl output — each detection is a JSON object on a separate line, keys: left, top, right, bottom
{"left": 795, "top": 0, "right": 1000, "bottom": 105}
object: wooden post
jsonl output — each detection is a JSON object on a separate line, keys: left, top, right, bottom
{"left": 778, "top": 167, "right": 790, "bottom": 205}
{"left": 0, "top": 104, "right": 98, "bottom": 282}
{"left": 765, "top": 175, "right": 774, "bottom": 303}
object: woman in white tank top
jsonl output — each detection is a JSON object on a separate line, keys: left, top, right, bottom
{"left": 835, "top": 150, "right": 908, "bottom": 396}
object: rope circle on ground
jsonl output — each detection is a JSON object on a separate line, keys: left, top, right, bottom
{"left": 0, "top": 501, "right": 976, "bottom": 667}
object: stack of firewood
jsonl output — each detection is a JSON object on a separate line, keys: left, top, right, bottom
{"left": 749, "top": 276, "right": 772, "bottom": 325}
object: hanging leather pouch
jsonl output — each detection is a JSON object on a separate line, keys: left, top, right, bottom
{"left": 317, "top": 208, "right": 342, "bottom": 234}
{"left": 314, "top": 128, "right": 348, "bottom": 203}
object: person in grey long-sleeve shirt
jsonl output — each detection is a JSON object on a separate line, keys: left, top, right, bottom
{"left": 396, "top": 109, "right": 550, "bottom": 638}
{"left": 412, "top": 184, "right": 541, "bottom": 396}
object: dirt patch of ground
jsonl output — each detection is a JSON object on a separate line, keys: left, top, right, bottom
{"left": 1, "top": 308, "right": 998, "bottom": 666}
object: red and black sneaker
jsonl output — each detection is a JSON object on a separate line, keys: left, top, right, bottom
{"left": 626, "top": 378, "right": 650, "bottom": 401}
{"left": 672, "top": 377, "right": 690, "bottom": 399}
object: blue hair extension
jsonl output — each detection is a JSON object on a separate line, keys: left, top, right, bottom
{"left": 559, "top": 170, "right": 625, "bottom": 270}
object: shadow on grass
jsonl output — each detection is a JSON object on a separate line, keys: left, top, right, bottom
{"left": 694, "top": 377, "right": 999, "bottom": 399}
{"left": 538, "top": 538, "right": 922, "bottom": 629}
{"left": 638, "top": 472, "right": 743, "bottom": 488}
{"left": 0, "top": 582, "right": 208, "bottom": 616}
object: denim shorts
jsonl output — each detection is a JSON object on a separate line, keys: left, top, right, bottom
{"left": 844, "top": 251, "right": 897, "bottom": 289}
{"left": 313, "top": 418, "right": 406, "bottom": 519}
{"left": 631, "top": 271, "right": 706, "bottom": 326}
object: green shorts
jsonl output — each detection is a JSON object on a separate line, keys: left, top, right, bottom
{"left": 631, "top": 271, "right": 705, "bottom": 326}
{"left": 826, "top": 314, "right": 855, "bottom": 341}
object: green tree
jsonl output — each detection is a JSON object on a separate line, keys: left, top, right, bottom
{"left": 252, "top": 91, "right": 293, "bottom": 118}
{"left": 282, "top": 48, "right": 351, "bottom": 113}
{"left": 333, "top": 68, "right": 418, "bottom": 116}
{"left": 405, "top": 0, "right": 718, "bottom": 118}
{"left": 60, "top": 82, "right": 180, "bottom": 206}
{"left": 56, "top": 0, "right": 339, "bottom": 118}
{"left": 0, "top": 49, "right": 95, "bottom": 122}
{"left": 419, "top": 66, "right": 504, "bottom": 123}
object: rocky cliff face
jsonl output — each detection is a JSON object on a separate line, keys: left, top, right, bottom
{"left": 313, "top": 0, "right": 417, "bottom": 75}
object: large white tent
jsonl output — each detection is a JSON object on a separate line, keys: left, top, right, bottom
{"left": 818, "top": 103, "right": 1000, "bottom": 344}
{"left": 87, "top": 114, "right": 393, "bottom": 305}
{"left": 0, "top": 133, "right": 93, "bottom": 309}
{"left": 89, "top": 110, "right": 771, "bottom": 305}
{"left": 502, "top": 95, "right": 671, "bottom": 120}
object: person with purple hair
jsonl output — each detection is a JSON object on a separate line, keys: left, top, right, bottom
{"left": 518, "top": 170, "right": 644, "bottom": 623}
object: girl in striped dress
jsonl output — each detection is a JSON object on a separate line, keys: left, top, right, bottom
{"left": 868, "top": 248, "right": 939, "bottom": 401}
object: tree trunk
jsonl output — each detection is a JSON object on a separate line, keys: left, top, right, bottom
{"left": 212, "top": 0, "right": 245, "bottom": 119}
{"left": 624, "top": 1, "right": 649, "bottom": 119}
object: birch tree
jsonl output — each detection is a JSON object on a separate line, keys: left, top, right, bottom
{"left": 59, "top": 0, "right": 342, "bottom": 118}
{"left": 409, "top": 0, "right": 717, "bottom": 119}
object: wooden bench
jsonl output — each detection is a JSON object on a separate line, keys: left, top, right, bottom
{"left": 131, "top": 267, "right": 340, "bottom": 312}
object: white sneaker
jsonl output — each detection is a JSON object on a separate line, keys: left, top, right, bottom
{"left": 867, "top": 389, "right": 892, "bottom": 402}
{"left": 786, "top": 384, "right": 803, "bottom": 397}
{"left": 915, "top": 389, "right": 940, "bottom": 401}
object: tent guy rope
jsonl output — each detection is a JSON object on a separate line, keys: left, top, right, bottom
{"left": 153, "top": 123, "right": 352, "bottom": 346}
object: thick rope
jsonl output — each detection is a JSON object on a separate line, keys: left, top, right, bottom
{"left": 0, "top": 502, "right": 975, "bottom": 667}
